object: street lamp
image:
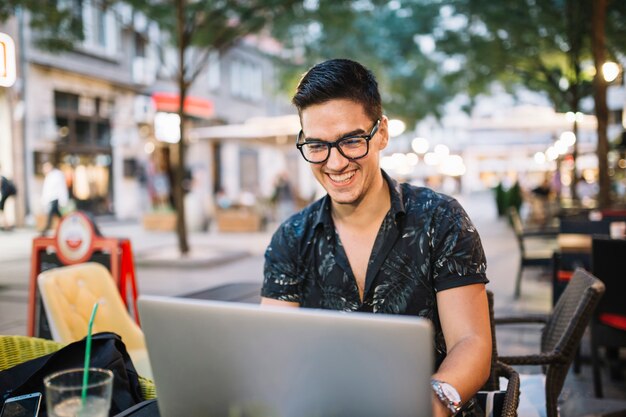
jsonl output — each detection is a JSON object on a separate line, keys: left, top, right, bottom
{"left": 602, "top": 61, "right": 620, "bottom": 83}
{"left": 560, "top": 131, "right": 577, "bottom": 147}
{"left": 388, "top": 119, "right": 406, "bottom": 137}
{"left": 411, "top": 137, "right": 429, "bottom": 154}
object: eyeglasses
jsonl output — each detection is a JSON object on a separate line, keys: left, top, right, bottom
{"left": 296, "top": 120, "right": 380, "bottom": 164}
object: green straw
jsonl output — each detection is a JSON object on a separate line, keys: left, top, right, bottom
{"left": 81, "top": 302, "right": 99, "bottom": 406}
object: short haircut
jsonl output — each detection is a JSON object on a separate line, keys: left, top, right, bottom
{"left": 292, "top": 59, "right": 382, "bottom": 122}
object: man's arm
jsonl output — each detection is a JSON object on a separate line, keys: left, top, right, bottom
{"left": 260, "top": 297, "right": 299, "bottom": 308}
{"left": 432, "top": 283, "right": 491, "bottom": 416}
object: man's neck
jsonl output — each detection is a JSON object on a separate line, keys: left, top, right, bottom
{"left": 331, "top": 173, "right": 390, "bottom": 229}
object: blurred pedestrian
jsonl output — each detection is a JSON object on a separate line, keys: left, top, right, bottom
{"left": 215, "top": 187, "right": 231, "bottom": 209}
{"left": 271, "top": 172, "right": 295, "bottom": 221}
{"left": 40, "top": 161, "right": 69, "bottom": 235}
{"left": 0, "top": 165, "right": 17, "bottom": 231}
{"left": 261, "top": 59, "right": 490, "bottom": 417}
{"left": 530, "top": 175, "right": 554, "bottom": 227}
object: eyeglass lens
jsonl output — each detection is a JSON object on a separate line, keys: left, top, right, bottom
{"left": 301, "top": 137, "right": 369, "bottom": 162}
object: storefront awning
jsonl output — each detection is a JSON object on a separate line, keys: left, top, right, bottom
{"left": 152, "top": 92, "right": 214, "bottom": 119}
{"left": 191, "top": 114, "right": 301, "bottom": 141}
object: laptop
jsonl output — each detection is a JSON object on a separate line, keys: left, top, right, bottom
{"left": 138, "top": 295, "right": 433, "bottom": 417}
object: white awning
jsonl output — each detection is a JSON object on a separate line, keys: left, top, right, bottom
{"left": 191, "top": 114, "right": 300, "bottom": 141}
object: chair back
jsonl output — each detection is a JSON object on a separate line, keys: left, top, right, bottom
{"left": 37, "top": 263, "right": 152, "bottom": 378}
{"left": 509, "top": 207, "right": 526, "bottom": 256}
{"left": 483, "top": 290, "right": 500, "bottom": 391}
{"left": 540, "top": 268, "right": 605, "bottom": 393}
{"left": 480, "top": 290, "right": 520, "bottom": 417}
{"left": 591, "top": 237, "right": 626, "bottom": 322}
{"left": 38, "top": 263, "right": 144, "bottom": 349}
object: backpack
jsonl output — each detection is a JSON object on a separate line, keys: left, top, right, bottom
{"left": 1, "top": 177, "right": 16, "bottom": 196}
{"left": 0, "top": 333, "right": 145, "bottom": 417}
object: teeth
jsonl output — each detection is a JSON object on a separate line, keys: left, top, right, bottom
{"left": 328, "top": 171, "right": 355, "bottom": 183}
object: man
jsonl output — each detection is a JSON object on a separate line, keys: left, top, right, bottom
{"left": 41, "top": 161, "right": 69, "bottom": 235}
{"left": 0, "top": 166, "right": 17, "bottom": 231}
{"left": 262, "top": 59, "right": 491, "bottom": 417}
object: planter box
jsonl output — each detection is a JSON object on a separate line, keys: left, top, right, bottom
{"left": 143, "top": 211, "right": 177, "bottom": 231}
{"left": 216, "top": 209, "right": 263, "bottom": 232}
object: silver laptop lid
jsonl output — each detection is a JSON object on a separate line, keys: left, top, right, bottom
{"left": 138, "top": 295, "right": 433, "bottom": 417}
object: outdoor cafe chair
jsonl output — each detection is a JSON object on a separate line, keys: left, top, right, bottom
{"left": 37, "top": 262, "right": 152, "bottom": 379}
{"left": 591, "top": 237, "right": 626, "bottom": 398}
{"left": 495, "top": 268, "right": 605, "bottom": 417}
{"left": 477, "top": 290, "right": 520, "bottom": 417}
{"left": 509, "top": 207, "right": 558, "bottom": 299}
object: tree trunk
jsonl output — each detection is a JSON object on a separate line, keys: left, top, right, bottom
{"left": 175, "top": 0, "right": 189, "bottom": 254}
{"left": 592, "top": 0, "right": 611, "bottom": 208}
{"left": 570, "top": 118, "right": 579, "bottom": 202}
{"left": 566, "top": 0, "right": 583, "bottom": 202}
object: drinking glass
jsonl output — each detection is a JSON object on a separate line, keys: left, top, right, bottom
{"left": 44, "top": 368, "right": 113, "bottom": 417}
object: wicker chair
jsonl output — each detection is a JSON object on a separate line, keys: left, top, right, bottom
{"left": 495, "top": 268, "right": 605, "bottom": 417}
{"left": 509, "top": 207, "right": 558, "bottom": 299}
{"left": 477, "top": 290, "right": 520, "bottom": 417}
{"left": 0, "top": 335, "right": 156, "bottom": 401}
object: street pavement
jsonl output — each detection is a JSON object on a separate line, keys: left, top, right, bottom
{"left": 0, "top": 190, "right": 625, "bottom": 416}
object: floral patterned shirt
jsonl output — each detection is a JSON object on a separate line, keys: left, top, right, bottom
{"left": 262, "top": 170, "right": 488, "bottom": 414}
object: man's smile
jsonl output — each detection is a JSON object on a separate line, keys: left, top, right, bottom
{"left": 326, "top": 170, "right": 357, "bottom": 185}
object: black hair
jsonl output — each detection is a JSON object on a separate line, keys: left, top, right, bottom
{"left": 292, "top": 59, "right": 382, "bottom": 122}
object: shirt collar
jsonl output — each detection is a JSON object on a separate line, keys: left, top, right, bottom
{"left": 313, "top": 169, "right": 406, "bottom": 229}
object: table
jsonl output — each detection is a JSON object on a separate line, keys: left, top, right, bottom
{"left": 180, "top": 282, "right": 261, "bottom": 304}
{"left": 558, "top": 233, "right": 592, "bottom": 254}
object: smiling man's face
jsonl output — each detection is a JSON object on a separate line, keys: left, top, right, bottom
{"left": 300, "top": 99, "right": 388, "bottom": 206}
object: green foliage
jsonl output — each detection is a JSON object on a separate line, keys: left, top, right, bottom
{"left": 273, "top": 0, "right": 625, "bottom": 125}
{"left": 125, "top": 0, "right": 301, "bottom": 80}
{"left": 271, "top": 1, "right": 448, "bottom": 126}
{"left": 0, "top": 0, "right": 84, "bottom": 52}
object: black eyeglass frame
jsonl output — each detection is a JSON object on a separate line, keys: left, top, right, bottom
{"left": 296, "top": 119, "right": 381, "bottom": 164}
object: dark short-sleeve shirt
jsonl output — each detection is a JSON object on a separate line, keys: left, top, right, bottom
{"left": 263, "top": 170, "right": 488, "bottom": 368}
{"left": 263, "top": 171, "right": 488, "bottom": 415}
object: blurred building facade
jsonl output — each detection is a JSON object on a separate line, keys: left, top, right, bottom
{"left": 0, "top": 5, "right": 307, "bottom": 227}
{"left": 383, "top": 78, "right": 626, "bottom": 199}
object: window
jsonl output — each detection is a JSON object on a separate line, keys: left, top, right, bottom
{"left": 54, "top": 92, "right": 79, "bottom": 112}
{"left": 78, "top": 1, "right": 119, "bottom": 57}
{"left": 54, "top": 90, "right": 112, "bottom": 149}
{"left": 135, "top": 32, "right": 146, "bottom": 58}
{"left": 230, "top": 58, "right": 263, "bottom": 101}
{"left": 207, "top": 51, "right": 220, "bottom": 91}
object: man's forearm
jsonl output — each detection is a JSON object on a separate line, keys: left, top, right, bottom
{"left": 431, "top": 335, "right": 491, "bottom": 412}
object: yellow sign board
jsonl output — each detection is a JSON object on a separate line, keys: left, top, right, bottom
{"left": 0, "top": 32, "right": 16, "bottom": 88}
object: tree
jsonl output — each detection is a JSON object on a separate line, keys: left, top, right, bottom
{"left": 434, "top": 0, "right": 596, "bottom": 201}
{"left": 271, "top": 1, "right": 448, "bottom": 127}
{"left": 436, "top": 0, "right": 626, "bottom": 206}
{"left": 278, "top": 1, "right": 626, "bottom": 206}
{"left": 124, "top": 0, "right": 301, "bottom": 255}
